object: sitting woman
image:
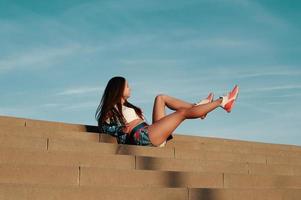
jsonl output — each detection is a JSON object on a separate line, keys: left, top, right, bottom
{"left": 95, "top": 76, "right": 239, "bottom": 147}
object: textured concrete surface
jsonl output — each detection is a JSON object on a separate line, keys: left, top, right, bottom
{"left": 1, "top": 115, "right": 301, "bottom": 199}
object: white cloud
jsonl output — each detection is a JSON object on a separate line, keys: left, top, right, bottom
{"left": 0, "top": 44, "right": 81, "bottom": 73}
{"left": 208, "top": 66, "right": 301, "bottom": 80}
{"left": 0, "top": 44, "right": 99, "bottom": 72}
{"left": 244, "top": 84, "right": 301, "bottom": 93}
{"left": 39, "top": 103, "right": 62, "bottom": 108}
{"left": 236, "top": 101, "right": 278, "bottom": 115}
{"left": 120, "top": 58, "right": 181, "bottom": 66}
{"left": 235, "top": 70, "right": 301, "bottom": 79}
{"left": 219, "top": 0, "right": 288, "bottom": 28}
{"left": 61, "top": 101, "right": 97, "bottom": 111}
{"left": 183, "top": 37, "right": 261, "bottom": 49}
{"left": 56, "top": 86, "right": 104, "bottom": 96}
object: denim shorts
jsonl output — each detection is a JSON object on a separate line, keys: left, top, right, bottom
{"left": 132, "top": 124, "right": 153, "bottom": 146}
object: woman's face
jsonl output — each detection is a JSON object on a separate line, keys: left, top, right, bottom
{"left": 123, "top": 80, "right": 131, "bottom": 100}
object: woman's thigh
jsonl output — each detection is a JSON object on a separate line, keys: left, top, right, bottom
{"left": 148, "top": 109, "right": 186, "bottom": 146}
{"left": 152, "top": 94, "right": 165, "bottom": 124}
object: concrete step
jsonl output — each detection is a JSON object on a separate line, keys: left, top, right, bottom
{"left": 136, "top": 156, "right": 248, "bottom": 174}
{"left": 100, "top": 133, "right": 118, "bottom": 143}
{"left": 0, "top": 115, "right": 26, "bottom": 127}
{"left": 176, "top": 147, "right": 266, "bottom": 163}
{"left": 0, "top": 183, "right": 187, "bottom": 200}
{"left": 48, "top": 137, "right": 301, "bottom": 164}
{"left": 25, "top": 118, "right": 98, "bottom": 132}
{"left": 0, "top": 125, "right": 100, "bottom": 142}
{"left": 136, "top": 156, "right": 301, "bottom": 176}
{"left": 1, "top": 183, "right": 301, "bottom": 200}
{"left": 2, "top": 115, "right": 301, "bottom": 156}
{"left": 0, "top": 135, "right": 174, "bottom": 158}
{"left": 0, "top": 163, "right": 222, "bottom": 188}
{"left": 81, "top": 167, "right": 301, "bottom": 188}
{"left": 1, "top": 163, "right": 301, "bottom": 189}
{"left": 266, "top": 154, "right": 301, "bottom": 166}
{"left": 224, "top": 173, "right": 301, "bottom": 189}
{"left": 172, "top": 142, "right": 301, "bottom": 158}
{"left": 0, "top": 147, "right": 135, "bottom": 169}
{"left": 2, "top": 115, "right": 301, "bottom": 198}
{"left": 48, "top": 138, "right": 175, "bottom": 158}
{"left": 100, "top": 132, "right": 301, "bottom": 154}
{"left": 176, "top": 146, "right": 301, "bottom": 165}
{"left": 101, "top": 133, "right": 301, "bottom": 161}
{"left": 3, "top": 130, "right": 301, "bottom": 163}
{"left": 0, "top": 135, "right": 47, "bottom": 151}
{"left": 189, "top": 188, "right": 301, "bottom": 200}
{"left": 2, "top": 147, "right": 301, "bottom": 176}
{"left": 0, "top": 147, "right": 248, "bottom": 174}
{"left": 0, "top": 163, "right": 79, "bottom": 186}
{"left": 3, "top": 115, "right": 301, "bottom": 153}
{"left": 81, "top": 167, "right": 224, "bottom": 188}
{"left": 2, "top": 134, "right": 301, "bottom": 167}
{"left": 0, "top": 115, "right": 98, "bottom": 132}
{"left": 171, "top": 134, "right": 301, "bottom": 153}
{"left": 248, "top": 163, "right": 301, "bottom": 176}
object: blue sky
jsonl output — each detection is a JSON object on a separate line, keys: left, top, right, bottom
{"left": 1, "top": 0, "right": 300, "bottom": 146}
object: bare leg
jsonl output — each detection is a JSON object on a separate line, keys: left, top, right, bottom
{"left": 148, "top": 98, "right": 222, "bottom": 146}
{"left": 152, "top": 94, "right": 205, "bottom": 124}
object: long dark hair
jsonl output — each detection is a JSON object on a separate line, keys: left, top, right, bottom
{"left": 95, "top": 76, "right": 144, "bottom": 126}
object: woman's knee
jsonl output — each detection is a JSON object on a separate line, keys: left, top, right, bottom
{"left": 176, "top": 108, "right": 187, "bottom": 119}
{"left": 156, "top": 94, "right": 166, "bottom": 99}
{"left": 155, "top": 94, "right": 166, "bottom": 102}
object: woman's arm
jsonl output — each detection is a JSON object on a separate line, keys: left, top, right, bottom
{"left": 99, "top": 122, "right": 126, "bottom": 137}
{"left": 99, "top": 122, "right": 132, "bottom": 144}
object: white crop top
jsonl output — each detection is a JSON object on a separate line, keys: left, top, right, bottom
{"left": 108, "top": 104, "right": 144, "bottom": 124}
{"left": 122, "top": 104, "right": 145, "bottom": 123}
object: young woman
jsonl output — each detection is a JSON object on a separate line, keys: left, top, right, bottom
{"left": 95, "top": 76, "right": 239, "bottom": 147}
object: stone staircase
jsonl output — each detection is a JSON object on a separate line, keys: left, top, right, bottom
{"left": 0, "top": 115, "right": 301, "bottom": 200}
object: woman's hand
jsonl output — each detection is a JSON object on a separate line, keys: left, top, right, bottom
{"left": 122, "top": 124, "right": 131, "bottom": 134}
